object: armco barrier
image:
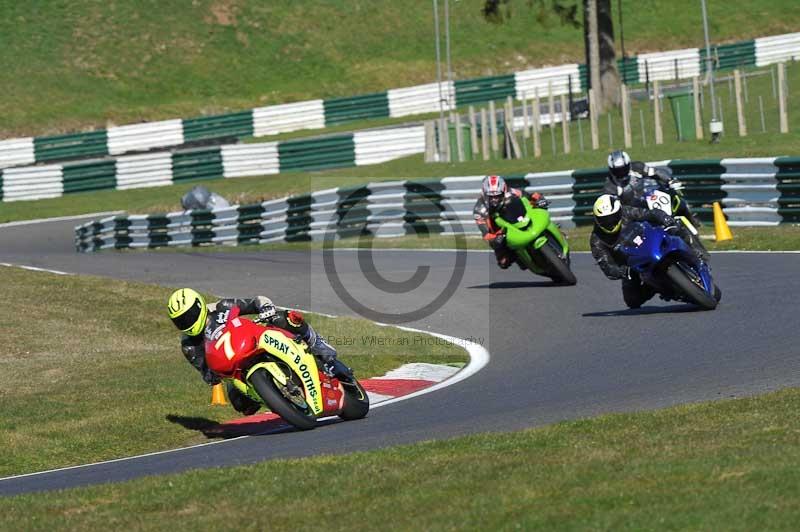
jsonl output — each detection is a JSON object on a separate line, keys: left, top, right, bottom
{"left": 3, "top": 32, "right": 800, "bottom": 170}
{"left": 74, "top": 157, "right": 800, "bottom": 252}
{"left": 1, "top": 124, "right": 424, "bottom": 202}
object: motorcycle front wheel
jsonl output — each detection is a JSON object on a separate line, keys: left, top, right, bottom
{"left": 665, "top": 262, "right": 718, "bottom": 310}
{"left": 537, "top": 241, "right": 577, "bottom": 285}
{"left": 249, "top": 368, "right": 318, "bottom": 430}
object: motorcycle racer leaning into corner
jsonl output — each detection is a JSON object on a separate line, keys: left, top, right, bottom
{"left": 590, "top": 194, "right": 714, "bottom": 309}
{"left": 167, "top": 288, "right": 350, "bottom": 416}
{"left": 605, "top": 149, "right": 701, "bottom": 229}
{"left": 474, "top": 175, "right": 551, "bottom": 269}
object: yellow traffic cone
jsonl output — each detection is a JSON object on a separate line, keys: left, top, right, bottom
{"left": 210, "top": 383, "right": 228, "bottom": 406}
{"left": 712, "top": 201, "right": 733, "bottom": 242}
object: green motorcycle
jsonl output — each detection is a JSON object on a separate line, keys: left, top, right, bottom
{"left": 492, "top": 195, "right": 577, "bottom": 285}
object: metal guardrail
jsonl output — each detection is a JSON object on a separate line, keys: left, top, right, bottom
{"left": 3, "top": 32, "right": 798, "bottom": 171}
{"left": 74, "top": 157, "right": 800, "bottom": 252}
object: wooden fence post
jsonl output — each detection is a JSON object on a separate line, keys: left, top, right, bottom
{"left": 469, "top": 106, "right": 479, "bottom": 157}
{"left": 589, "top": 89, "right": 600, "bottom": 150}
{"left": 692, "top": 77, "right": 704, "bottom": 140}
{"left": 653, "top": 80, "right": 663, "bottom": 145}
{"left": 439, "top": 116, "right": 450, "bottom": 162}
{"left": 454, "top": 112, "right": 465, "bottom": 162}
{"left": 424, "top": 121, "right": 436, "bottom": 162}
{"left": 734, "top": 69, "right": 747, "bottom": 137}
{"left": 489, "top": 100, "right": 499, "bottom": 154}
{"left": 480, "top": 107, "right": 490, "bottom": 161}
{"left": 532, "top": 95, "right": 542, "bottom": 158}
{"left": 560, "top": 93, "right": 571, "bottom": 154}
{"left": 778, "top": 62, "right": 789, "bottom": 133}
{"left": 620, "top": 84, "right": 632, "bottom": 148}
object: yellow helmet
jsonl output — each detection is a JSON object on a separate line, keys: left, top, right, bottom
{"left": 593, "top": 194, "right": 623, "bottom": 234}
{"left": 167, "top": 288, "right": 208, "bottom": 336}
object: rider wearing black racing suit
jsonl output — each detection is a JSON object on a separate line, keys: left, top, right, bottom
{"left": 474, "top": 175, "right": 549, "bottom": 269}
{"left": 167, "top": 289, "right": 346, "bottom": 416}
{"left": 604, "top": 149, "right": 701, "bottom": 228}
{"left": 590, "top": 194, "right": 702, "bottom": 309}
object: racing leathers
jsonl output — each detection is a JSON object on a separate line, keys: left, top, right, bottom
{"left": 474, "top": 188, "right": 548, "bottom": 268}
{"left": 180, "top": 296, "right": 345, "bottom": 415}
{"left": 590, "top": 206, "right": 700, "bottom": 309}
{"left": 603, "top": 160, "right": 700, "bottom": 228}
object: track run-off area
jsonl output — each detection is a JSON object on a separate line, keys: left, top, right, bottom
{"left": 1, "top": 215, "right": 799, "bottom": 495}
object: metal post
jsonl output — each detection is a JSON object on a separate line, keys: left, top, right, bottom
{"left": 433, "top": 0, "right": 445, "bottom": 158}
{"left": 701, "top": 0, "right": 722, "bottom": 141}
{"left": 444, "top": 0, "right": 453, "bottom": 94}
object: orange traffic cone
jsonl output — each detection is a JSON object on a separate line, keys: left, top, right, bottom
{"left": 712, "top": 202, "right": 733, "bottom": 242}
{"left": 210, "top": 383, "right": 228, "bottom": 406}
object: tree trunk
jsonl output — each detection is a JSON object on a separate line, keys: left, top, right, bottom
{"left": 584, "top": 0, "right": 620, "bottom": 113}
{"left": 597, "top": 0, "right": 620, "bottom": 109}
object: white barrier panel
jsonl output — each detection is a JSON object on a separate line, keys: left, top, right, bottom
{"left": 115, "top": 152, "right": 173, "bottom": 190}
{"left": 354, "top": 126, "right": 425, "bottom": 166}
{"left": 388, "top": 81, "right": 455, "bottom": 117}
{"left": 2, "top": 164, "right": 64, "bottom": 201}
{"left": 514, "top": 64, "right": 581, "bottom": 100}
{"left": 221, "top": 142, "right": 280, "bottom": 178}
{"left": 0, "top": 138, "right": 35, "bottom": 170}
{"left": 755, "top": 32, "right": 800, "bottom": 66}
{"left": 107, "top": 120, "right": 184, "bottom": 155}
{"left": 253, "top": 100, "right": 325, "bottom": 137}
{"left": 638, "top": 48, "right": 700, "bottom": 81}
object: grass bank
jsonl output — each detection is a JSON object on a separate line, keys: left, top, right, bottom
{"left": 3, "top": 0, "right": 798, "bottom": 137}
{"left": 0, "top": 266, "right": 466, "bottom": 477}
{"left": 2, "top": 387, "right": 799, "bottom": 529}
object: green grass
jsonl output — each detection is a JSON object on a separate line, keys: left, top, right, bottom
{"left": 2, "top": 387, "right": 799, "bottom": 530}
{"left": 2, "top": 0, "right": 799, "bottom": 137}
{"left": 0, "top": 266, "right": 466, "bottom": 477}
{"left": 3, "top": 62, "right": 799, "bottom": 225}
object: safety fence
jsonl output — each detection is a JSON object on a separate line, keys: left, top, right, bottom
{"left": 74, "top": 157, "right": 800, "bottom": 252}
{"left": 0, "top": 125, "right": 425, "bottom": 202}
{"left": 3, "top": 32, "right": 799, "bottom": 170}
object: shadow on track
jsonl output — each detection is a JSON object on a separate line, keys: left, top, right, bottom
{"left": 468, "top": 280, "right": 568, "bottom": 290}
{"left": 582, "top": 304, "right": 702, "bottom": 317}
{"left": 166, "top": 414, "right": 344, "bottom": 439}
{"left": 166, "top": 414, "right": 292, "bottom": 439}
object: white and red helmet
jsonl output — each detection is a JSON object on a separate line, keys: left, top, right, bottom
{"left": 481, "top": 175, "right": 508, "bottom": 211}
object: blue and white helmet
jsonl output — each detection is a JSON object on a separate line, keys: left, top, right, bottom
{"left": 607, "top": 150, "right": 632, "bottom": 187}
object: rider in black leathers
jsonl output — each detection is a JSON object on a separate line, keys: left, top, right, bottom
{"left": 604, "top": 149, "right": 701, "bottom": 228}
{"left": 590, "top": 194, "right": 701, "bottom": 309}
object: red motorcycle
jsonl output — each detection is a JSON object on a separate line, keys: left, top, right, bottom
{"left": 204, "top": 307, "right": 369, "bottom": 430}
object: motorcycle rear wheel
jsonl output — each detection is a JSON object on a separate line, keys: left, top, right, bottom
{"left": 249, "top": 368, "right": 318, "bottom": 430}
{"left": 538, "top": 241, "right": 577, "bottom": 285}
{"left": 339, "top": 379, "right": 370, "bottom": 420}
{"left": 666, "top": 263, "right": 717, "bottom": 310}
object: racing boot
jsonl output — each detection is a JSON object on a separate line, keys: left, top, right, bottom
{"left": 302, "top": 325, "right": 355, "bottom": 383}
{"left": 226, "top": 382, "right": 260, "bottom": 416}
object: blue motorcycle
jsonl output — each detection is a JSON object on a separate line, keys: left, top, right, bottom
{"left": 617, "top": 221, "right": 721, "bottom": 310}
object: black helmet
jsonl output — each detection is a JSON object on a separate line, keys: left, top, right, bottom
{"left": 481, "top": 175, "right": 508, "bottom": 212}
{"left": 593, "top": 194, "right": 623, "bottom": 234}
{"left": 607, "top": 150, "right": 632, "bottom": 188}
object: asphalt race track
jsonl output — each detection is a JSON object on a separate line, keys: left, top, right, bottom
{"left": 2, "top": 216, "right": 799, "bottom": 495}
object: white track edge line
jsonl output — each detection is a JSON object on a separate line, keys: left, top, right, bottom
{"left": 0, "top": 263, "right": 72, "bottom": 275}
{"left": 0, "top": 211, "right": 124, "bottom": 228}
{"left": 0, "top": 312, "right": 489, "bottom": 484}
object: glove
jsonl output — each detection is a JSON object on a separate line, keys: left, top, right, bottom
{"left": 530, "top": 193, "right": 550, "bottom": 209}
{"left": 257, "top": 303, "right": 277, "bottom": 323}
{"left": 668, "top": 178, "right": 684, "bottom": 192}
